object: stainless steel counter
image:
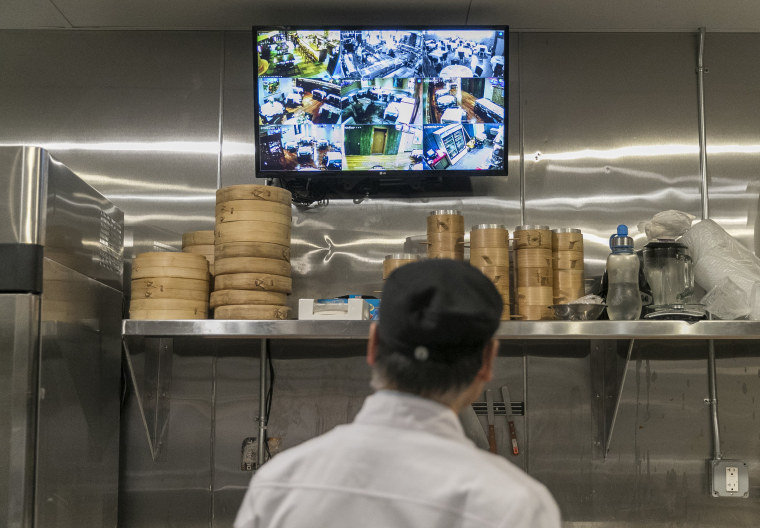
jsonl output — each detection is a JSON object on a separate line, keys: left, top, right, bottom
{"left": 122, "top": 319, "right": 760, "bottom": 340}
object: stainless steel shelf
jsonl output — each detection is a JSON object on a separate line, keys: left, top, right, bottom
{"left": 122, "top": 319, "right": 760, "bottom": 340}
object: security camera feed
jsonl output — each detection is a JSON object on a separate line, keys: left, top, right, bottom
{"left": 255, "top": 27, "right": 507, "bottom": 175}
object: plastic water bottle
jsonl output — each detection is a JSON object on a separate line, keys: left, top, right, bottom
{"left": 606, "top": 225, "right": 642, "bottom": 320}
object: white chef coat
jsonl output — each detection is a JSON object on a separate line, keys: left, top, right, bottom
{"left": 234, "top": 390, "right": 561, "bottom": 528}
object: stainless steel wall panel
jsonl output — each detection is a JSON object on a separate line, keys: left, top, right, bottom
{"left": 220, "top": 31, "right": 258, "bottom": 188}
{"left": 0, "top": 30, "right": 223, "bottom": 238}
{"left": 118, "top": 399, "right": 213, "bottom": 528}
{"left": 702, "top": 34, "right": 760, "bottom": 250}
{"left": 119, "top": 356, "right": 214, "bottom": 528}
{"left": 520, "top": 33, "right": 703, "bottom": 279}
{"left": 290, "top": 194, "right": 521, "bottom": 302}
{"left": 212, "top": 353, "right": 261, "bottom": 528}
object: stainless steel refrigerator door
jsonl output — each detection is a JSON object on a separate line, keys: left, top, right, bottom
{"left": 0, "top": 294, "right": 40, "bottom": 528}
{"left": 35, "top": 259, "right": 122, "bottom": 528}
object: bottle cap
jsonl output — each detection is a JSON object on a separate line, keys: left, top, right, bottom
{"left": 610, "top": 224, "right": 634, "bottom": 249}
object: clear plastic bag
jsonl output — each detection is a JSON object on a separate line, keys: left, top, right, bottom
{"left": 701, "top": 277, "right": 750, "bottom": 320}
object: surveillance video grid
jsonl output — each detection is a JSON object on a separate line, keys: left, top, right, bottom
{"left": 255, "top": 27, "right": 506, "bottom": 173}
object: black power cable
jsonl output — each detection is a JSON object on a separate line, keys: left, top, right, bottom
{"left": 263, "top": 348, "right": 275, "bottom": 460}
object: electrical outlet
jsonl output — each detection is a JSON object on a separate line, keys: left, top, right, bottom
{"left": 726, "top": 466, "right": 739, "bottom": 492}
{"left": 240, "top": 437, "right": 257, "bottom": 471}
{"left": 710, "top": 459, "right": 749, "bottom": 498}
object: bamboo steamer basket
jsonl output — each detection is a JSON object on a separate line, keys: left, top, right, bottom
{"left": 500, "top": 300, "right": 511, "bottom": 321}
{"left": 132, "top": 252, "right": 209, "bottom": 280}
{"left": 517, "top": 266, "right": 552, "bottom": 287}
{"left": 552, "top": 228, "right": 584, "bottom": 251}
{"left": 216, "top": 184, "right": 292, "bottom": 206}
{"left": 427, "top": 232, "right": 465, "bottom": 249}
{"left": 213, "top": 304, "right": 292, "bottom": 320}
{"left": 427, "top": 249, "right": 464, "bottom": 260}
{"left": 553, "top": 250, "right": 585, "bottom": 270}
{"left": 214, "top": 272, "right": 292, "bottom": 294}
{"left": 216, "top": 199, "right": 291, "bottom": 217}
{"left": 216, "top": 201, "right": 291, "bottom": 225}
{"left": 134, "top": 251, "right": 209, "bottom": 270}
{"left": 553, "top": 269, "right": 585, "bottom": 288}
{"left": 514, "top": 225, "right": 552, "bottom": 250}
{"left": 470, "top": 224, "right": 509, "bottom": 248}
{"left": 130, "top": 308, "right": 208, "bottom": 320}
{"left": 516, "top": 304, "right": 554, "bottom": 321}
{"left": 553, "top": 286, "right": 586, "bottom": 305}
{"left": 470, "top": 247, "right": 510, "bottom": 267}
{"left": 215, "top": 220, "right": 290, "bottom": 245}
{"left": 132, "top": 284, "right": 209, "bottom": 302}
{"left": 182, "top": 231, "right": 215, "bottom": 275}
{"left": 210, "top": 290, "right": 287, "bottom": 309}
{"left": 517, "top": 286, "right": 553, "bottom": 305}
{"left": 215, "top": 242, "right": 290, "bottom": 261}
{"left": 553, "top": 269, "right": 586, "bottom": 304}
{"left": 182, "top": 244, "right": 215, "bottom": 256}
{"left": 426, "top": 209, "right": 464, "bottom": 234}
{"left": 383, "top": 254, "right": 419, "bottom": 280}
{"left": 182, "top": 230, "right": 214, "bottom": 247}
{"left": 132, "top": 265, "right": 209, "bottom": 281}
{"left": 474, "top": 265, "right": 510, "bottom": 291}
{"left": 214, "top": 257, "right": 291, "bottom": 277}
{"left": 516, "top": 248, "right": 553, "bottom": 269}
{"left": 130, "top": 298, "right": 208, "bottom": 313}
{"left": 131, "top": 276, "right": 210, "bottom": 293}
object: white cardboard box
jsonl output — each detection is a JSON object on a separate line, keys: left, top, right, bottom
{"left": 298, "top": 298, "right": 371, "bottom": 320}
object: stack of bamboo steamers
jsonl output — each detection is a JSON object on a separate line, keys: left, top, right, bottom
{"left": 426, "top": 210, "right": 465, "bottom": 260}
{"left": 470, "top": 224, "right": 511, "bottom": 320}
{"left": 182, "top": 230, "right": 215, "bottom": 275}
{"left": 212, "top": 184, "right": 293, "bottom": 320}
{"left": 514, "top": 225, "right": 554, "bottom": 320}
{"left": 423, "top": 211, "right": 510, "bottom": 320}
{"left": 513, "top": 225, "right": 586, "bottom": 320}
{"left": 129, "top": 251, "right": 211, "bottom": 319}
{"left": 552, "top": 228, "right": 585, "bottom": 305}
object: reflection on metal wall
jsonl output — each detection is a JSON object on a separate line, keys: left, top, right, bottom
{"left": 0, "top": 30, "right": 222, "bottom": 239}
{"left": 1, "top": 29, "right": 759, "bottom": 528}
{"left": 520, "top": 33, "right": 703, "bottom": 280}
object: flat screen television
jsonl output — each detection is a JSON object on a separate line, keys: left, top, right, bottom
{"left": 253, "top": 26, "right": 507, "bottom": 184}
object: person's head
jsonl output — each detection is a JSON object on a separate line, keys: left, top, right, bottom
{"left": 367, "top": 259, "right": 503, "bottom": 409}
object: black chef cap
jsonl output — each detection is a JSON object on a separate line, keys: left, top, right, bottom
{"left": 378, "top": 259, "right": 502, "bottom": 361}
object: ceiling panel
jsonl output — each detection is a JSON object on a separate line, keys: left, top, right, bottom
{"left": 2, "top": 0, "right": 760, "bottom": 31}
{"left": 0, "top": 0, "right": 70, "bottom": 29}
{"left": 49, "top": 0, "right": 470, "bottom": 29}
{"left": 470, "top": 0, "right": 760, "bottom": 31}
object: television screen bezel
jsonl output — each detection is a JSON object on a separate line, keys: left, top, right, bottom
{"left": 252, "top": 25, "right": 509, "bottom": 181}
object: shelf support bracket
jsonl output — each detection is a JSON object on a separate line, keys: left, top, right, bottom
{"left": 122, "top": 336, "right": 173, "bottom": 461}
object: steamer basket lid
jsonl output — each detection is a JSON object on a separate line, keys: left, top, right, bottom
{"left": 515, "top": 225, "right": 550, "bottom": 231}
{"left": 472, "top": 223, "right": 507, "bottom": 230}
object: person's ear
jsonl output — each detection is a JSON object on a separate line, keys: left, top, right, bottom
{"left": 366, "top": 322, "right": 379, "bottom": 366}
{"left": 476, "top": 339, "right": 499, "bottom": 383}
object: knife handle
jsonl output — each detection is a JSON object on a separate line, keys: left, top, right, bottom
{"left": 487, "top": 424, "right": 497, "bottom": 453}
{"left": 508, "top": 420, "right": 519, "bottom": 455}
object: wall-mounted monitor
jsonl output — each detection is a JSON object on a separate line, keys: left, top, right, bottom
{"left": 253, "top": 26, "right": 508, "bottom": 182}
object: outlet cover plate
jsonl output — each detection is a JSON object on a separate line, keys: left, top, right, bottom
{"left": 710, "top": 459, "right": 749, "bottom": 498}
